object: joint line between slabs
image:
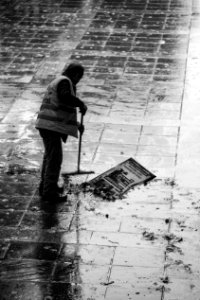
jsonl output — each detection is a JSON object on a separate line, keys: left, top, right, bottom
{"left": 104, "top": 246, "right": 117, "bottom": 298}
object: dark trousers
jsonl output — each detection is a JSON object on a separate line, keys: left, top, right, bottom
{"left": 39, "top": 129, "right": 63, "bottom": 196}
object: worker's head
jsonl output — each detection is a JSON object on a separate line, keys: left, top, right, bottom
{"left": 62, "top": 62, "right": 84, "bottom": 84}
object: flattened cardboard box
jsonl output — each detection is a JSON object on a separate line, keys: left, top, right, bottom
{"left": 89, "top": 157, "right": 156, "bottom": 197}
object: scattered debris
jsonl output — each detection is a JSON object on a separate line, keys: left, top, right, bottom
{"left": 0, "top": 162, "right": 5, "bottom": 169}
{"left": 160, "top": 276, "right": 169, "bottom": 284}
{"left": 193, "top": 204, "right": 200, "bottom": 210}
{"left": 155, "top": 285, "right": 166, "bottom": 292}
{"left": 35, "top": 53, "right": 45, "bottom": 58}
{"left": 81, "top": 182, "right": 93, "bottom": 193}
{"left": 100, "top": 281, "right": 115, "bottom": 286}
{"left": 165, "top": 218, "right": 172, "bottom": 224}
{"left": 166, "top": 244, "right": 183, "bottom": 255}
{"left": 142, "top": 230, "right": 157, "bottom": 241}
{"left": 164, "top": 178, "right": 176, "bottom": 187}
{"left": 183, "top": 263, "right": 192, "bottom": 273}
{"left": 4, "top": 163, "right": 38, "bottom": 175}
{"left": 81, "top": 181, "right": 118, "bottom": 201}
{"left": 192, "top": 12, "right": 200, "bottom": 16}
{"left": 176, "top": 220, "right": 186, "bottom": 229}
{"left": 108, "top": 240, "right": 119, "bottom": 244}
{"left": 166, "top": 259, "right": 192, "bottom": 274}
{"left": 66, "top": 182, "right": 80, "bottom": 194}
{"left": 85, "top": 206, "right": 95, "bottom": 212}
{"left": 30, "top": 206, "right": 39, "bottom": 212}
{"left": 163, "top": 233, "right": 183, "bottom": 243}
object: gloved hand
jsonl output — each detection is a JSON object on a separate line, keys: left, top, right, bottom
{"left": 80, "top": 103, "right": 87, "bottom": 115}
{"left": 78, "top": 124, "right": 85, "bottom": 135}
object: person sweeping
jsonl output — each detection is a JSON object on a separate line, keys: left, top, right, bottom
{"left": 35, "top": 62, "right": 87, "bottom": 202}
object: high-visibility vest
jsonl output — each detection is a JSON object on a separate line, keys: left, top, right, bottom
{"left": 35, "top": 75, "right": 78, "bottom": 138}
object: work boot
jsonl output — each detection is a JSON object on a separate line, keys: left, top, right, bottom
{"left": 42, "top": 192, "right": 67, "bottom": 203}
{"left": 39, "top": 183, "right": 64, "bottom": 196}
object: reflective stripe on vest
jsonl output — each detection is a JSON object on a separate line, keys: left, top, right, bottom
{"left": 40, "top": 103, "right": 76, "bottom": 113}
{"left": 37, "top": 113, "right": 78, "bottom": 126}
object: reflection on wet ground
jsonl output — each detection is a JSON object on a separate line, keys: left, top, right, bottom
{"left": 1, "top": 0, "right": 200, "bottom": 299}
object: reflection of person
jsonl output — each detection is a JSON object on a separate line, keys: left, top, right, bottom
{"left": 35, "top": 62, "right": 87, "bottom": 202}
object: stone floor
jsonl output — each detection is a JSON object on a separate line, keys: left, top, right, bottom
{"left": 1, "top": 0, "right": 200, "bottom": 299}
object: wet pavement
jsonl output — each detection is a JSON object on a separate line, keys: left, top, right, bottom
{"left": 1, "top": 0, "right": 200, "bottom": 299}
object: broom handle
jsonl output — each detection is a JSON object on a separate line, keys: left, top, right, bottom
{"left": 77, "top": 113, "right": 84, "bottom": 173}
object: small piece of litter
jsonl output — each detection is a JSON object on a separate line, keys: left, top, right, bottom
{"left": 100, "top": 281, "right": 115, "bottom": 286}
